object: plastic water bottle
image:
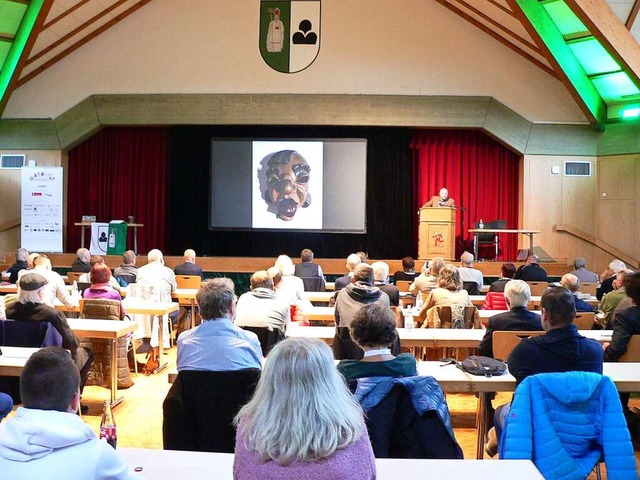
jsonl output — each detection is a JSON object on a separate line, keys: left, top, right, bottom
{"left": 416, "top": 291, "right": 424, "bottom": 310}
{"left": 72, "top": 281, "right": 79, "bottom": 300}
{"left": 99, "top": 400, "right": 117, "bottom": 449}
{"left": 403, "top": 308, "right": 414, "bottom": 329}
{"left": 479, "top": 219, "right": 484, "bottom": 229}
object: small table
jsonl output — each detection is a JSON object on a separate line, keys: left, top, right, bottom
{"left": 0, "top": 346, "right": 39, "bottom": 376}
{"left": 468, "top": 228, "right": 540, "bottom": 260}
{"left": 74, "top": 222, "right": 144, "bottom": 254}
{"left": 68, "top": 318, "right": 138, "bottom": 407}
{"left": 172, "top": 289, "right": 198, "bottom": 329}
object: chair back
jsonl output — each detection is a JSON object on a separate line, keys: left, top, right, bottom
{"left": 526, "top": 281, "right": 549, "bottom": 296}
{"left": 80, "top": 298, "right": 122, "bottom": 321}
{"left": 396, "top": 280, "right": 412, "bottom": 293}
{"left": 176, "top": 275, "right": 201, "bottom": 289}
{"left": 492, "top": 330, "right": 546, "bottom": 361}
{"left": 0, "top": 319, "right": 63, "bottom": 347}
{"left": 239, "top": 326, "right": 284, "bottom": 356}
{"left": 573, "top": 312, "right": 595, "bottom": 330}
{"left": 462, "top": 281, "right": 481, "bottom": 295}
{"left": 579, "top": 282, "right": 598, "bottom": 296}
{"left": 115, "top": 273, "right": 136, "bottom": 287}
{"left": 162, "top": 369, "right": 261, "bottom": 453}
{"left": 435, "top": 306, "right": 479, "bottom": 329}
{"left": 300, "top": 277, "right": 326, "bottom": 292}
{"left": 66, "top": 272, "right": 84, "bottom": 285}
{"left": 619, "top": 335, "right": 640, "bottom": 362}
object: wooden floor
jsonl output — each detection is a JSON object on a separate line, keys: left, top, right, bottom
{"left": 12, "top": 346, "right": 638, "bottom": 478}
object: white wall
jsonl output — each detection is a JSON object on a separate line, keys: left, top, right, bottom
{"left": 5, "top": 0, "right": 585, "bottom": 124}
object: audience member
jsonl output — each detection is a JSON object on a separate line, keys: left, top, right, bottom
{"left": 597, "top": 259, "right": 626, "bottom": 300}
{"left": 293, "top": 248, "right": 324, "bottom": 279}
{"left": 233, "top": 338, "right": 375, "bottom": 479}
{"left": 70, "top": 248, "right": 91, "bottom": 273}
{"left": 272, "top": 256, "right": 310, "bottom": 309}
{"left": 477, "top": 280, "right": 542, "bottom": 358}
{"left": 371, "top": 261, "right": 399, "bottom": 307}
{"left": 7, "top": 274, "right": 93, "bottom": 393}
{"left": 5, "top": 248, "right": 28, "bottom": 284}
{"left": 335, "top": 264, "right": 390, "bottom": 330}
{"left": 19, "top": 255, "right": 76, "bottom": 308}
{"left": 601, "top": 269, "right": 633, "bottom": 328}
{"left": 420, "top": 264, "right": 472, "bottom": 328}
{"left": 393, "top": 256, "right": 418, "bottom": 282}
{"left": 83, "top": 263, "right": 125, "bottom": 319}
{"left": 356, "top": 251, "right": 368, "bottom": 262}
{"left": 560, "top": 273, "right": 595, "bottom": 312}
{"left": 568, "top": 257, "right": 598, "bottom": 283}
{"left": 338, "top": 304, "right": 417, "bottom": 381}
{"left": 334, "top": 254, "right": 362, "bottom": 292}
{"left": 457, "top": 251, "right": 483, "bottom": 292}
{"left": 177, "top": 278, "right": 262, "bottom": 371}
{"left": 268, "top": 267, "right": 311, "bottom": 325}
{"left": 513, "top": 255, "right": 548, "bottom": 282}
{"left": 235, "top": 270, "right": 290, "bottom": 335}
{"left": 0, "top": 393, "right": 12, "bottom": 423}
{"left": 488, "top": 263, "right": 516, "bottom": 292}
{"left": 174, "top": 248, "right": 203, "bottom": 279}
{"left": 485, "top": 287, "right": 603, "bottom": 456}
{"left": 136, "top": 249, "right": 177, "bottom": 349}
{"left": 78, "top": 255, "right": 122, "bottom": 293}
{"left": 0, "top": 347, "right": 139, "bottom": 479}
{"left": 113, "top": 250, "right": 138, "bottom": 284}
{"left": 409, "top": 257, "right": 444, "bottom": 295}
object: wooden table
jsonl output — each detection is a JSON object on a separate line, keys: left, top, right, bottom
{"left": 117, "top": 447, "right": 544, "bottom": 479}
{"left": 0, "top": 346, "right": 39, "bottom": 376}
{"left": 303, "top": 291, "right": 335, "bottom": 303}
{"left": 68, "top": 318, "right": 138, "bottom": 407}
{"left": 468, "top": 228, "right": 540, "bottom": 260}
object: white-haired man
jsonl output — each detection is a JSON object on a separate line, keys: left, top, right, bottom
{"left": 410, "top": 257, "right": 445, "bottom": 295}
{"left": 423, "top": 187, "right": 455, "bottom": 207}
{"left": 136, "top": 249, "right": 177, "bottom": 349}
{"left": 174, "top": 248, "right": 203, "bottom": 279}
{"left": 477, "top": 280, "right": 543, "bottom": 359}
{"left": 5, "top": 248, "right": 28, "bottom": 284}
{"left": 70, "top": 248, "right": 91, "bottom": 273}
{"left": 334, "top": 253, "right": 362, "bottom": 292}
{"left": 568, "top": 257, "right": 598, "bottom": 283}
{"left": 560, "top": 273, "right": 595, "bottom": 312}
{"left": 458, "top": 251, "right": 483, "bottom": 293}
{"left": 597, "top": 259, "right": 626, "bottom": 300}
{"left": 372, "top": 261, "right": 399, "bottom": 306}
{"left": 18, "top": 255, "right": 76, "bottom": 308}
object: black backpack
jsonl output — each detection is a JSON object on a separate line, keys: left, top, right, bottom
{"left": 457, "top": 355, "right": 507, "bottom": 377}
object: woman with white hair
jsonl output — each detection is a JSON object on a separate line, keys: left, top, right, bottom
{"left": 233, "top": 338, "right": 375, "bottom": 479}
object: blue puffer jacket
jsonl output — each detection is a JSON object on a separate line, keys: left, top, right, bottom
{"left": 500, "top": 372, "right": 637, "bottom": 480}
{"left": 355, "top": 376, "right": 462, "bottom": 459}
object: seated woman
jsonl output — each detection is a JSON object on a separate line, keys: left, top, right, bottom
{"left": 234, "top": 338, "right": 375, "bottom": 480}
{"left": 419, "top": 264, "right": 472, "bottom": 328}
{"left": 83, "top": 263, "right": 125, "bottom": 319}
{"left": 337, "top": 303, "right": 417, "bottom": 381}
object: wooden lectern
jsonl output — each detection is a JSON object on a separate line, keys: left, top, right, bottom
{"left": 418, "top": 207, "right": 456, "bottom": 261}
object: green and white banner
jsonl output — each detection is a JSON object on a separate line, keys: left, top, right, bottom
{"left": 259, "top": 1, "right": 321, "bottom": 73}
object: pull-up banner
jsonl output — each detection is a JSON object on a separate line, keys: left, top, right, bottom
{"left": 21, "top": 167, "right": 63, "bottom": 252}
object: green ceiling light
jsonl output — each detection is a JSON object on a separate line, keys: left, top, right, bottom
{"left": 620, "top": 106, "right": 640, "bottom": 119}
{"left": 0, "top": 0, "right": 46, "bottom": 108}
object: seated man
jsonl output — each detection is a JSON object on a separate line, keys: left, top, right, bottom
{"left": 485, "top": 287, "right": 603, "bottom": 456}
{"left": 235, "top": 270, "right": 290, "bottom": 335}
{"left": 372, "top": 261, "right": 400, "bottom": 307}
{"left": 293, "top": 248, "right": 324, "bottom": 280}
{"left": 19, "top": 255, "right": 76, "bottom": 309}
{"left": 334, "top": 254, "right": 361, "bottom": 292}
{"left": 174, "top": 248, "right": 203, "bottom": 279}
{"left": 7, "top": 274, "right": 93, "bottom": 394}
{"left": 601, "top": 269, "right": 632, "bottom": 328}
{"left": 457, "top": 251, "right": 483, "bottom": 293}
{"left": 513, "top": 255, "right": 548, "bottom": 282}
{"left": 568, "top": 257, "right": 598, "bottom": 283}
{"left": 113, "top": 250, "right": 138, "bottom": 284}
{"left": 70, "top": 248, "right": 91, "bottom": 273}
{"left": 0, "top": 347, "right": 140, "bottom": 479}
{"left": 597, "top": 259, "right": 626, "bottom": 300}
{"left": 177, "top": 278, "right": 262, "bottom": 371}
{"left": 410, "top": 257, "right": 445, "bottom": 295}
{"left": 5, "top": 248, "right": 28, "bottom": 285}
{"left": 488, "top": 263, "right": 516, "bottom": 293}
{"left": 393, "top": 256, "right": 418, "bottom": 282}
{"left": 560, "top": 273, "right": 595, "bottom": 312}
{"left": 477, "top": 280, "right": 543, "bottom": 359}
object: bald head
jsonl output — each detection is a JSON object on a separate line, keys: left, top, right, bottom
{"left": 250, "top": 270, "right": 274, "bottom": 290}
{"left": 76, "top": 248, "right": 90, "bottom": 262}
{"left": 527, "top": 255, "right": 540, "bottom": 265}
{"left": 460, "top": 251, "right": 474, "bottom": 267}
{"left": 439, "top": 188, "right": 449, "bottom": 200}
{"left": 147, "top": 249, "right": 164, "bottom": 264}
{"left": 184, "top": 249, "right": 196, "bottom": 263}
{"left": 560, "top": 273, "right": 579, "bottom": 293}
{"left": 346, "top": 253, "right": 361, "bottom": 272}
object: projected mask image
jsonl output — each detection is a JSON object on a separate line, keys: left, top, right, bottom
{"left": 262, "top": 150, "right": 312, "bottom": 221}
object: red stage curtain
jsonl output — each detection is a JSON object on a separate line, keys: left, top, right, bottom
{"left": 66, "top": 127, "right": 170, "bottom": 254}
{"left": 412, "top": 130, "right": 520, "bottom": 261}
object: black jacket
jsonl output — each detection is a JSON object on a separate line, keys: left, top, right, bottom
{"left": 477, "top": 307, "right": 543, "bottom": 359}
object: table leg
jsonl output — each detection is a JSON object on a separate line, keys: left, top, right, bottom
{"left": 190, "top": 299, "right": 196, "bottom": 330}
{"left": 110, "top": 338, "right": 124, "bottom": 408}
{"left": 528, "top": 233, "right": 534, "bottom": 252}
{"left": 476, "top": 392, "right": 489, "bottom": 459}
{"left": 133, "top": 226, "right": 138, "bottom": 254}
{"left": 473, "top": 233, "right": 478, "bottom": 259}
{"left": 153, "top": 314, "right": 168, "bottom": 374}
{"left": 81, "top": 225, "right": 87, "bottom": 248}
